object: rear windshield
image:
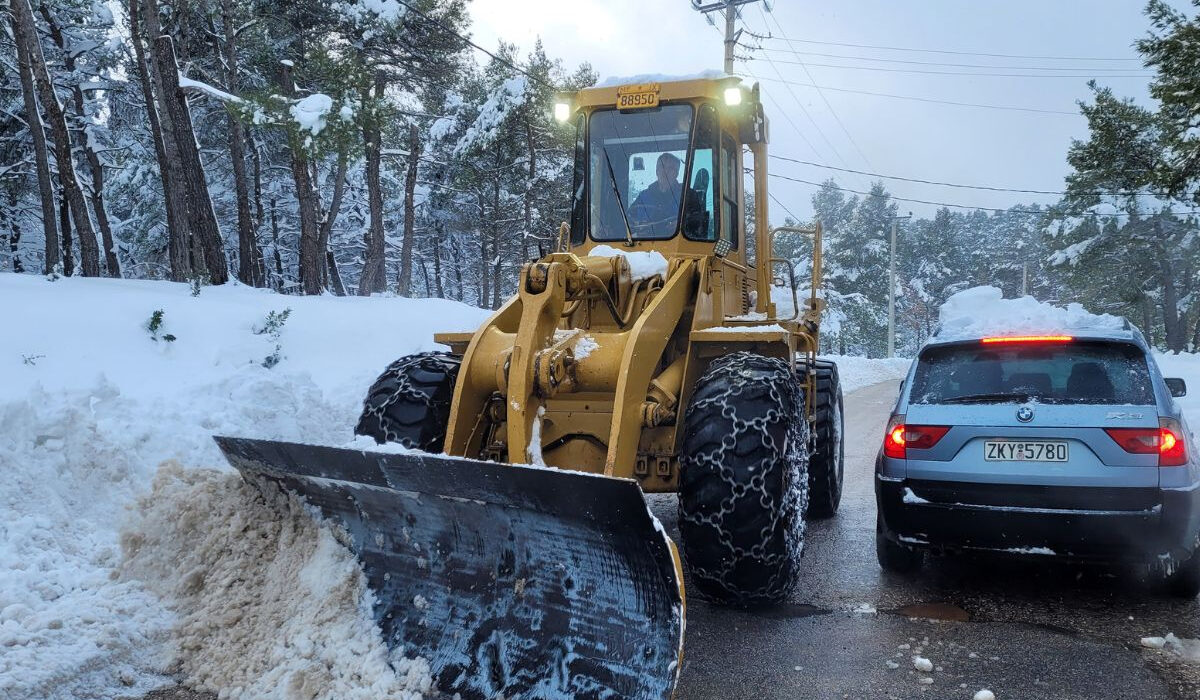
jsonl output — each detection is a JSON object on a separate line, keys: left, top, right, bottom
{"left": 910, "top": 341, "right": 1154, "bottom": 405}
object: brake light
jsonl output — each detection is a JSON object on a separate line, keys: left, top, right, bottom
{"left": 980, "top": 335, "right": 1074, "bottom": 344}
{"left": 1105, "top": 419, "right": 1188, "bottom": 466}
{"left": 883, "top": 416, "right": 949, "bottom": 459}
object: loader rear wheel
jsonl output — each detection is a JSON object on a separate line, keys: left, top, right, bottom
{"left": 354, "top": 351, "right": 460, "bottom": 450}
{"left": 804, "top": 360, "right": 844, "bottom": 519}
{"left": 678, "top": 351, "right": 810, "bottom": 606}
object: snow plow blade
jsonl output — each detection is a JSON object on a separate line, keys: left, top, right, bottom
{"left": 214, "top": 436, "right": 685, "bottom": 700}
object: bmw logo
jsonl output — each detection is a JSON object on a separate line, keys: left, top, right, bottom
{"left": 1016, "top": 406, "right": 1035, "bottom": 423}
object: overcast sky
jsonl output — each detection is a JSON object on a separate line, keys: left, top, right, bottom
{"left": 467, "top": 0, "right": 1191, "bottom": 223}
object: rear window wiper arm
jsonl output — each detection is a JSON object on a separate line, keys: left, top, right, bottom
{"left": 938, "top": 392, "right": 1035, "bottom": 404}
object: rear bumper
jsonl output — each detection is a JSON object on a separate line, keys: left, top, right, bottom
{"left": 876, "top": 475, "right": 1200, "bottom": 564}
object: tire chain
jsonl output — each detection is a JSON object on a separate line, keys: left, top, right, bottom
{"left": 356, "top": 351, "right": 458, "bottom": 448}
{"left": 679, "top": 352, "right": 811, "bottom": 604}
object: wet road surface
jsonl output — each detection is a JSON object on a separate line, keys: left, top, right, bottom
{"left": 652, "top": 380, "right": 1200, "bottom": 700}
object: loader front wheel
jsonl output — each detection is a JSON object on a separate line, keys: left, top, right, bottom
{"left": 804, "top": 360, "right": 844, "bottom": 519}
{"left": 678, "top": 352, "right": 810, "bottom": 606}
{"left": 354, "top": 351, "right": 461, "bottom": 450}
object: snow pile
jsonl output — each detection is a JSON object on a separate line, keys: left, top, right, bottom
{"left": 121, "top": 464, "right": 432, "bottom": 699}
{"left": 291, "top": 94, "right": 335, "bottom": 136}
{"left": 0, "top": 273, "right": 489, "bottom": 699}
{"left": 588, "top": 244, "right": 670, "bottom": 282}
{"left": 934, "top": 286, "right": 1125, "bottom": 342}
{"left": 820, "top": 354, "right": 911, "bottom": 394}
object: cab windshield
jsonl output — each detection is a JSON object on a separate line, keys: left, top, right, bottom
{"left": 585, "top": 104, "right": 716, "bottom": 242}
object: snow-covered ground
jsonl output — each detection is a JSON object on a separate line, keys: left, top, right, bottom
{"left": 5, "top": 274, "right": 1198, "bottom": 699}
{"left": 0, "top": 273, "right": 487, "bottom": 699}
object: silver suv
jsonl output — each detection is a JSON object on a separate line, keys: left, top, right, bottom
{"left": 875, "top": 325, "right": 1200, "bottom": 597}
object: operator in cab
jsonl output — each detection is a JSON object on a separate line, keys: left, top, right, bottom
{"left": 629, "top": 152, "right": 700, "bottom": 237}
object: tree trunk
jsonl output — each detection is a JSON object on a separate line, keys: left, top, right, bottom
{"left": 13, "top": 0, "right": 99, "bottom": 276}
{"left": 269, "top": 196, "right": 284, "bottom": 291}
{"left": 491, "top": 149, "right": 502, "bottom": 309}
{"left": 432, "top": 223, "right": 444, "bottom": 298}
{"left": 59, "top": 195, "right": 73, "bottom": 274}
{"left": 220, "top": 0, "right": 262, "bottom": 286}
{"left": 7, "top": 200, "right": 23, "bottom": 272}
{"left": 153, "top": 33, "right": 228, "bottom": 284}
{"left": 10, "top": 3, "right": 59, "bottom": 274}
{"left": 130, "top": 0, "right": 189, "bottom": 280}
{"left": 1154, "top": 223, "right": 1186, "bottom": 352}
{"left": 39, "top": 4, "right": 120, "bottom": 278}
{"left": 318, "top": 149, "right": 349, "bottom": 296}
{"left": 279, "top": 61, "right": 323, "bottom": 295}
{"left": 358, "top": 73, "right": 387, "bottom": 296}
{"left": 523, "top": 120, "right": 536, "bottom": 261}
{"left": 398, "top": 122, "right": 419, "bottom": 296}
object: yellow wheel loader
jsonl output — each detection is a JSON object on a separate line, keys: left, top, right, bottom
{"left": 217, "top": 76, "right": 844, "bottom": 700}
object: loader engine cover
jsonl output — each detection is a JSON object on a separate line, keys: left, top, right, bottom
{"left": 216, "top": 436, "right": 685, "bottom": 700}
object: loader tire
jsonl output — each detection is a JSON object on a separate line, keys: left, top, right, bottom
{"left": 354, "top": 351, "right": 460, "bottom": 451}
{"left": 803, "top": 360, "right": 844, "bottom": 519}
{"left": 678, "top": 351, "right": 810, "bottom": 606}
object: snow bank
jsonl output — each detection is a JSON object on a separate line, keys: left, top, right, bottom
{"left": 820, "top": 354, "right": 911, "bottom": 394}
{"left": 588, "top": 244, "right": 669, "bottom": 282}
{"left": 1141, "top": 633, "right": 1200, "bottom": 662}
{"left": 0, "top": 273, "right": 489, "bottom": 699}
{"left": 934, "top": 286, "right": 1125, "bottom": 342}
{"left": 1152, "top": 351, "right": 1200, "bottom": 434}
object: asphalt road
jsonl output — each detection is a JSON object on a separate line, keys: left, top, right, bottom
{"left": 651, "top": 380, "right": 1200, "bottom": 700}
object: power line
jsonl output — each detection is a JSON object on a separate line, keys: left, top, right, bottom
{"left": 768, "top": 171, "right": 1200, "bottom": 218}
{"left": 746, "top": 56, "right": 1153, "bottom": 79}
{"left": 770, "top": 154, "right": 1192, "bottom": 198}
{"left": 755, "top": 35, "right": 1143, "bottom": 62}
{"left": 393, "top": 0, "right": 558, "bottom": 91}
{"left": 752, "top": 46, "right": 1152, "bottom": 72}
{"left": 753, "top": 76, "right": 1078, "bottom": 115}
{"left": 767, "top": 190, "right": 801, "bottom": 223}
{"left": 758, "top": 7, "right": 875, "bottom": 169}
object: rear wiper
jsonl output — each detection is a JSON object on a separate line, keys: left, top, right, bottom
{"left": 602, "top": 147, "right": 635, "bottom": 247}
{"left": 940, "top": 392, "right": 1034, "bottom": 404}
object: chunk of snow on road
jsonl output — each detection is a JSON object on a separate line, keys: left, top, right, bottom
{"left": 588, "top": 244, "right": 670, "bottom": 282}
{"left": 1143, "top": 633, "right": 1200, "bottom": 662}
{"left": 885, "top": 660, "right": 900, "bottom": 669}
{"left": 913, "top": 656, "right": 934, "bottom": 672}
{"left": 974, "top": 690, "right": 996, "bottom": 700}
{"left": 291, "top": 93, "right": 334, "bottom": 136}
{"left": 918, "top": 676, "right": 934, "bottom": 685}
{"left": 1003, "top": 546, "right": 1056, "bottom": 555}
{"left": 933, "top": 286, "right": 1125, "bottom": 343}
{"left": 850, "top": 603, "right": 877, "bottom": 615}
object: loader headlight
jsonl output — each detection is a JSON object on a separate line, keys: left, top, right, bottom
{"left": 554, "top": 101, "right": 571, "bottom": 122}
{"left": 723, "top": 87, "right": 742, "bottom": 106}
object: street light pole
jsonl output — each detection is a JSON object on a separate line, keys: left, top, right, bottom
{"left": 887, "top": 213, "right": 912, "bottom": 358}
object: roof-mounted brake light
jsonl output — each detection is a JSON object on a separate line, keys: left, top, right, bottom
{"left": 980, "top": 335, "right": 1074, "bottom": 345}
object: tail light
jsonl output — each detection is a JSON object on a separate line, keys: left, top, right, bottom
{"left": 980, "top": 335, "right": 1073, "bottom": 344}
{"left": 1104, "top": 418, "right": 1188, "bottom": 466}
{"left": 883, "top": 415, "right": 950, "bottom": 459}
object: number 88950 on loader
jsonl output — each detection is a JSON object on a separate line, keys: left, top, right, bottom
{"left": 216, "top": 75, "right": 844, "bottom": 700}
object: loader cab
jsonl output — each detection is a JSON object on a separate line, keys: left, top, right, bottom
{"left": 558, "top": 77, "right": 769, "bottom": 271}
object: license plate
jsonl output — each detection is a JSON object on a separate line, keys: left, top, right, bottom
{"left": 617, "top": 83, "right": 660, "bottom": 110}
{"left": 984, "top": 440, "right": 1069, "bottom": 462}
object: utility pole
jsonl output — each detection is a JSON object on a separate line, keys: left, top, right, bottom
{"left": 690, "top": 0, "right": 768, "bottom": 74}
{"left": 887, "top": 213, "right": 912, "bottom": 358}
